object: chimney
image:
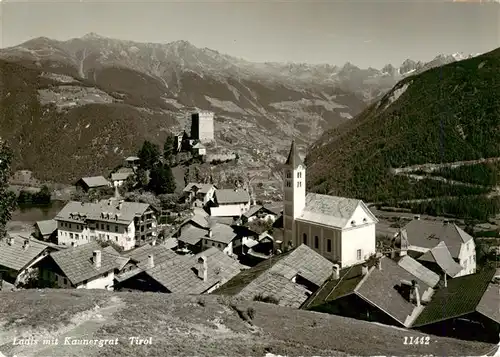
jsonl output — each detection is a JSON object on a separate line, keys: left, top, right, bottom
{"left": 148, "top": 254, "right": 154, "bottom": 269}
{"left": 151, "top": 239, "right": 156, "bottom": 246}
{"left": 411, "top": 280, "right": 421, "bottom": 307}
{"left": 23, "top": 238, "right": 30, "bottom": 250}
{"left": 7, "top": 236, "right": 13, "bottom": 246}
{"left": 377, "top": 258, "right": 382, "bottom": 270}
{"left": 208, "top": 229, "right": 212, "bottom": 238}
{"left": 196, "top": 256, "right": 208, "bottom": 281}
{"left": 361, "top": 264, "right": 369, "bottom": 276}
{"left": 93, "top": 250, "right": 102, "bottom": 269}
{"left": 332, "top": 264, "right": 340, "bottom": 280}
{"left": 444, "top": 273, "right": 447, "bottom": 288}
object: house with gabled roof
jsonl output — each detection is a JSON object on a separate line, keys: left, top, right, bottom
{"left": 242, "top": 204, "right": 280, "bottom": 223}
{"left": 34, "top": 219, "right": 58, "bottom": 242}
{"left": 210, "top": 188, "right": 251, "bottom": 217}
{"left": 115, "top": 247, "right": 242, "bottom": 294}
{"left": 0, "top": 235, "right": 55, "bottom": 286}
{"left": 37, "top": 242, "right": 129, "bottom": 290}
{"left": 114, "top": 241, "right": 178, "bottom": 286}
{"left": 214, "top": 244, "right": 334, "bottom": 308}
{"left": 282, "top": 141, "right": 378, "bottom": 267}
{"left": 182, "top": 182, "right": 217, "bottom": 206}
{"left": 110, "top": 172, "right": 133, "bottom": 187}
{"left": 75, "top": 176, "right": 111, "bottom": 192}
{"left": 393, "top": 219, "right": 476, "bottom": 277}
{"left": 304, "top": 255, "right": 434, "bottom": 328}
{"left": 411, "top": 268, "right": 500, "bottom": 343}
{"left": 54, "top": 198, "right": 157, "bottom": 251}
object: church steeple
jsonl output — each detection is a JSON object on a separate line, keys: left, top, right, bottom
{"left": 285, "top": 139, "right": 304, "bottom": 168}
{"left": 283, "top": 140, "right": 306, "bottom": 250}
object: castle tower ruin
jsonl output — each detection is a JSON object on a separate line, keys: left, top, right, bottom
{"left": 190, "top": 111, "right": 215, "bottom": 144}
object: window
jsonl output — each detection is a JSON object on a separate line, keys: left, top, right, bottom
{"left": 115, "top": 236, "right": 118, "bottom": 242}
{"left": 327, "top": 239, "right": 332, "bottom": 252}
{"left": 63, "top": 278, "right": 67, "bottom": 285}
{"left": 106, "top": 235, "right": 109, "bottom": 240}
{"left": 69, "top": 224, "right": 72, "bottom": 228}
{"left": 298, "top": 172, "right": 302, "bottom": 178}
{"left": 286, "top": 171, "right": 292, "bottom": 178}
{"left": 473, "top": 254, "right": 476, "bottom": 263}
{"left": 356, "top": 249, "right": 362, "bottom": 260}
{"left": 70, "top": 233, "right": 73, "bottom": 239}
{"left": 297, "top": 181, "right": 302, "bottom": 188}
{"left": 106, "top": 225, "right": 110, "bottom": 231}
{"left": 314, "top": 236, "right": 319, "bottom": 249}
{"left": 115, "top": 226, "right": 118, "bottom": 233}
{"left": 286, "top": 181, "right": 291, "bottom": 187}
{"left": 303, "top": 233, "right": 307, "bottom": 245}
{"left": 104, "top": 272, "right": 109, "bottom": 277}
{"left": 75, "top": 234, "right": 79, "bottom": 239}
{"left": 212, "top": 242, "right": 215, "bottom": 246}
{"left": 101, "top": 224, "right": 104, "bottom": 230}
{"left": 218, "top": 244, "right": 221, "bottom": 248}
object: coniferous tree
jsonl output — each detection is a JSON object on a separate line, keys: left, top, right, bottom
{"left": 0, "top": 141, "right": 17, "bottom": 238}
{"left": 137, "top": 140, "right": 160, "bottom": 170}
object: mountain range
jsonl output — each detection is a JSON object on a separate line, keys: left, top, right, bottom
{"left": 0, "top": 33, "right": 481, "bottom": 185}
{"left": 306, "top": 47, "right": 500, "bottom": 218}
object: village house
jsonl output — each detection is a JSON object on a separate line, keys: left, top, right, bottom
{"left": 111, "top": 172, "right": 133, "bottom": 187}
{"left": 411, "top": 268, "right": 499, "bottom": 343}
{"left": 214, "top": 244, "right": 334, "bottom": 308}
{"left": 0, "top": 235, "right": 56, "bottom": 286}
{"left": 191, "top": 142, "right": 206, "bottom": 157}
{"left": 392, "top": 219, "right": 476, "bottom": 277}
{"left": 182, "top": 183, "right": 217, "bottom": 207}
{"left": 38, "top": 242, "right": 128, "bottom": 290}
{"left": 304, "top": 255, "right": 435, "bottom": 328}
{"left": 282, "top": 140, "right": 378, "bottom": 267}
{"left": 33, "top": 219, "right": 58, "bottom": 242}
{"left": 54, "top": 198, "right": 158, "bottom": 250}
{"left": 114, "top": 241, "right": 178, "bottom": 286}
{"left": 115, "top": 247, "right": 242, "bottom": 294}
{"left": 125, "top": 156, "right": 140, "bottom": 169}
{"left": 174, "top": 208, "right": 212, "bottom": 253}
{"left": 240, "top": 231, "right": 275, "bottom": 262}
{"left": 75, "top": 176, "right": 111, "bottom": 192}
{"left": 242, "top": 204, "right": 280, "bottom": 223}
{"left": 210, "top": 188, "right": 251, "bottom": 217}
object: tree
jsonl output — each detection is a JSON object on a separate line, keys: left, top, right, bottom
{"left": 148, "top": 163, "right": 176, "bottom": 195}
{"left": 135, "top": 168, "right": 148, "bottom": 188}
{"left": 0, "top": 141, "right": 17, "bottom": 238}
{"left": 163, "top": 134, "right": 176, "bottom": 165}
{"left": 137, "top": 140, "right": 160, "bottom": 171}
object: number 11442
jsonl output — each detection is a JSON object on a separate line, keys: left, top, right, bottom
{"left": 404, "top": 336, "right": 430, "bottom": 345}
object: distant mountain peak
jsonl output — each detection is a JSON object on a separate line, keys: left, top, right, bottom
{"left": 82, "top": 32, "right": 107, "bottom": 40}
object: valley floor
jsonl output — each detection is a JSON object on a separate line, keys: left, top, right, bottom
{"left": 0, "top": 290, "right": 497, "bottom": 357}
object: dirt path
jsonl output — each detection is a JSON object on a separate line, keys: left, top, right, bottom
{"left": 4, "top": 295, "right": 126, "bottom": 357}
{"left": 391, "top": 156, "right": 500, "bottom": 174}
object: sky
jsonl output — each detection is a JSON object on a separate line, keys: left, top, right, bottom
{"left": 0, "top": 0, "right": 499, "bottom": 68}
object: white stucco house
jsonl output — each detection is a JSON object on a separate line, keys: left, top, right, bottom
{"left": 210, "top": 188, "right": 251, "bottom": 217}
{"left": 111, "top": 172, "right": 133, "bottom": 187}
{"left": 282, "top": 140, "right": 378, "bottom": 267}
{"left": 183, "top": 183, "right": 217, "bottom": 206}
{"left": 54, "top": 198, "right": 157, "bottom": 251}
{"left": 38, "top": 242, "right": 128, "bottom": 290}
{"left": 392, "top": 219, "right": 476, "bottom": 278}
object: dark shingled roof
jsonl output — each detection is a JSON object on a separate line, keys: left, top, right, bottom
{"left": 123, "top": 243, "right": 177, "bottom": 270}
{"left": 50, "top": 242, "right": 127, "bottom": 285}
{"left": 214, "top": 244, "right": 333, "bottom": 307}
{"left": 145, "top": 247, "right": 243, "bottom": 294}
{"left": 417, "top": 241, "right": 463, "bottom": 278}
{"left": 0, "top": 236, "right": 49, "bottom": 271}
{"left": 403, "top": 220, "right": 473, "bottom": 258}
{"left": 215, "top": 189, "right": 251, "bottom": 205}
{"left": 412, "top": 268, "right": 499, "bottom": 327}
{"left": 305, "top": 257, "right": 433, "bottom": 327}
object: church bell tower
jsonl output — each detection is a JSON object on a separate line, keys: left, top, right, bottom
{"left": 282, "top": 140, "right": 306, "bottom": 250}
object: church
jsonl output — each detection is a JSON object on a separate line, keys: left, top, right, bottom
{"left": 282, "top": 141, "right": 378, "bottom": 267}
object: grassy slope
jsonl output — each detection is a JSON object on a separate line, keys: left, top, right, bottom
{"left": 307, "top": 49, "right": 500, "bottom": 203}
{"left": 0, "top": 289, "right": 496, "bottom": 357}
